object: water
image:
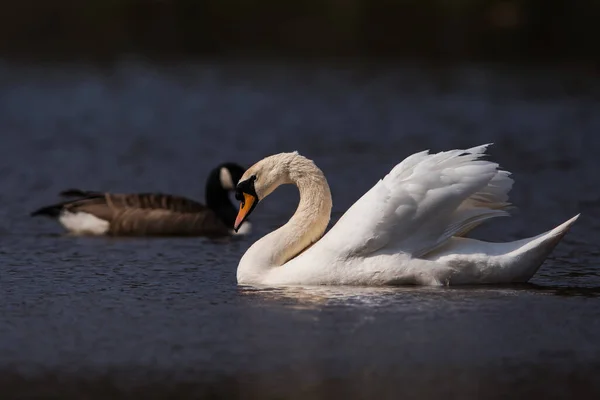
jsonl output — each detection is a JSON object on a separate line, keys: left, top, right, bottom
{"left": 0, "top": 60, "right": 599, "bottom": 398}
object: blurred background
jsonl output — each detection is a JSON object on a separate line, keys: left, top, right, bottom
{"left": 0, "top": 0, "right": 597, "bottom": 228}
{"left": 0, "top": 0, "right": 599, "bottom": 63}
{"left": 1, "top": 1, "right": 599, "bottom": 399}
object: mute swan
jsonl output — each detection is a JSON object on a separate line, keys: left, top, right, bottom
{"left": 31, "top": 162, "right": 252, "bottom": 237}
{"left": 233, "top": 144, "right": 579, "bottom": 286}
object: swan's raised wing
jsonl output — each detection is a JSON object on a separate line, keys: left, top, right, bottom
{"left": 316, "top": 144, "right": 513, "bottom": 258}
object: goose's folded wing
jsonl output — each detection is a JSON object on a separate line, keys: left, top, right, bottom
{"left": 60, "top": 190, "right": 210, "bottom": 213}
{"left": 317, "top": 144, "right": 513, "bottom": 258}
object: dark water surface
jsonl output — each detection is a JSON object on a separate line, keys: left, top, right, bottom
{"left": 0, "top": 61, "right": 599, "bottom": 398}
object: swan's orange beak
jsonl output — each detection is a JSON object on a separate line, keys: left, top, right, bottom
{"left": 234, "top": 193, "right": 256, "bottom": 232}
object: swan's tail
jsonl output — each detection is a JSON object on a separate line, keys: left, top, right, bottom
{"left": 425, "top": 214, "right": 580, "bottom": 284}
{"left": 505, "top": 213, "right": 580, "bottom": 282}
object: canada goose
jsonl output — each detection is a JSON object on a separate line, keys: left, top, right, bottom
{"left": 31, "top": 162, "right": 251, "bottom": 237}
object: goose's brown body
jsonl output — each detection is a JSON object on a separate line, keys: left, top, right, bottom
{"left": 58, "top": 192, "right": 230, "bottom": 236}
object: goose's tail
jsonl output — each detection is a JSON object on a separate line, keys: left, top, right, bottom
{"left": 30, "top": 203, "right": 65, "bottom": 217}
{"left": 59, "top": 189, "right": 103, "bottom": 198}
{"left": 31, "top": 190, "right": 103, "bottom": 217}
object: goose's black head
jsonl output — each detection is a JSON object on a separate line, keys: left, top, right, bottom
{"left": 205, "top": 162, "right": 248, "bottom": 229}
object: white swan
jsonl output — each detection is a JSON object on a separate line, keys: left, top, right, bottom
{"left": 233, "top": 144, "right": 579, "bottom": 286}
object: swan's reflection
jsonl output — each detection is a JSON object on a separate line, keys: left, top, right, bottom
{"left": 237, "top": 284, "right": 532, "bottom": 310}
{"left": 238, "top": 282, "right": 600, "bottom": 310}
{"left": 239, "top": 285, "right": 413, "bottom": 307}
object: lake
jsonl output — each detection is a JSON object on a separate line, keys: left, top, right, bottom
{"left": 0, "top": 60, "right": 598, "bottom": 398}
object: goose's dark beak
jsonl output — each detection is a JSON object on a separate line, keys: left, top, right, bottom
{"left": 234, "top": 192, "right": 257, "bottom": 232}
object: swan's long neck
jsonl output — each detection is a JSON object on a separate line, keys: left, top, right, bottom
{"left": 237, "top": 158, "right": 332, "bottom": 283}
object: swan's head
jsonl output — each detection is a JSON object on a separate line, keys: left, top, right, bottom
{"left": 233, "top": 152, "right": 301, "bottom": 232}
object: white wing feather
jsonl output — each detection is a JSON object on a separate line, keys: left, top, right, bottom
{"left": 315, "top": 144, "right": 513, "bottom": 258}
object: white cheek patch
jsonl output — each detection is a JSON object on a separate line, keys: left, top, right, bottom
{"left": 59, "top": 211, "right": 110, "bottom": 235}
{"left": 219, "top": 167, "right": 235, "bottom": 190}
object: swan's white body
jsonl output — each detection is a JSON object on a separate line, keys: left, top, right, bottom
{"left": 236, "top": 145, "right": 578, "bottom": 286}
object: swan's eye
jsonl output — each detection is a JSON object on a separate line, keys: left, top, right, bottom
{"left": 235, "top": 175, "right": 258, "bottom": 204}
